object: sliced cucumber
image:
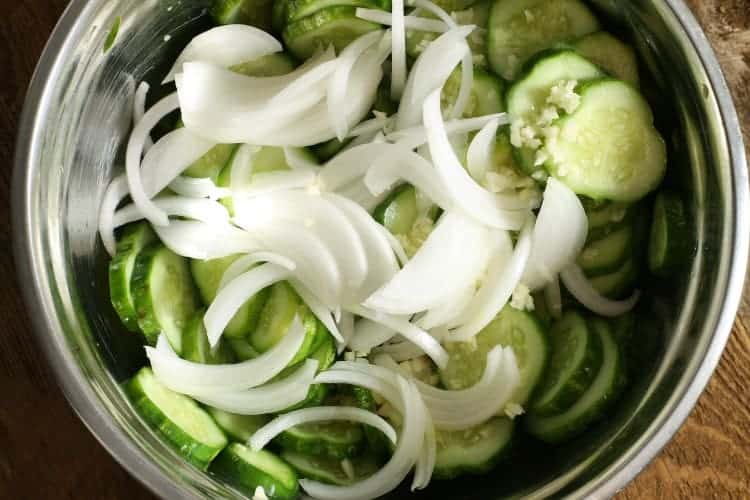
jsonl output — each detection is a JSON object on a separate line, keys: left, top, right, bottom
{"left": 280, "top": 383, "right": 330, "bottom": 413}
{"left": 211, "top": 0, "right": 276, "bottom": 31}
{"left": 276, "top": 421, "right": 364, "bottom": 459}
{"left": 525, "top": 318, "right": 626, "bottom": 443}
{"left": 190, "top": 256, "right": 271, "bottom": 339}
{"left": 585, "top": 200, "right": 632, "bottom": 234}
{"left": 109, "top": 222, "right": 156, "bottom": 332}
{"left": 577, "top": 225, "right": 633, "bottom": 277}
{"left": 440, "top": 306, "right": 549, "bottom": 407}
{"left": 488, "top": 0, "right": 600, "bottom": 80}
{"left": 132, "top": 244, "right": 199, "bottom": 352}
{"left": 574, "top": 31, "right": 639, "bottom": 87}
{"left": 434, "top": 417, "right": 515, "bottom": 479}
{"left": 282, "top": 6, "right": 381, "bottom": 60}
{"left": 310, "top": 329, "right": 337, "bottom": 371}
{"left": 182, "top": 144, "right": 237, "bottom": 180}
{"left": 125, "top": 367, "right": 227, "bottom": 469}
{"left": 182, "top": 309, "right": 236, "bottom": 364}
{"left": 230, "top": 53, "right": 297, "bottom": 77}
{"left": 530, "top": 311, "right": 602, "bottom": 416}
{"left": 545, "top": 79, "right": 667, "bottom": 202}
{"left": 229, "top": 338, "right": 262, "bottom": 361}
{"left": 648, "top": 191, "right": 691, "bottom": 277}
{"left": 251, "top": 282, "right": 303, "bottom": 352}
{"left": 373, "top": 184, "right": 419, "bottom": 236}
{"left": 208, "top": 408, "right": 270, "bottom": 443}
{"left": 443, "top": 67, "right": 505, "bottom": 118}
{"left": 281, "top": 0, "right": 391, "bottom": 25}
{"left": 281, "top": 451, "right": 381, "bottom": 485}
{"left": 589, "top": 258, "right": 638, "bottom": 299}
{"left": 211, "top": 443, "right": 299, "bottom": 500}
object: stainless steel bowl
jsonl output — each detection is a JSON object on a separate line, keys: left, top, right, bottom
{"left": 13, "top": 0, "right": 749, "bottom": 498}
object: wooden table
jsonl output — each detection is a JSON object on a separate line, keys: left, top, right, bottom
{"left": 1, "top": 1, "right": 748, "bottom": 498}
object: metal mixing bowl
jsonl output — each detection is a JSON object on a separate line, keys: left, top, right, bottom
{"left": 12, "top": 0, "right": 749, "bottom": 498}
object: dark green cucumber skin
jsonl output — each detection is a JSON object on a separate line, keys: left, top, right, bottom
{"left": 124, "top": 371, "right": 225, "bottom": 470}
{"left": 210, "top": 444, "right": 300, "bottom": 500}
{"left": 531, "top": 311, "right": 603, "bottom": 417}
{"left": 109, "top": 222, "right": 156, "bottom": 333}
{"left": 648, "top": 191, "right": 692, "bottom": 277}
{"left": 211, "top": 0, "right": 276, "bottom": 32}
{"left": 182, "top": 309, "right": 236, "bottom": 364}
{"left": 433, "top": 419, "right": 516, "bottom": 480}
{"left": 281, "top": 450, "right": 383, "bottom": 485}
{"left": 525, "top": 319, "right": 627, "bottom": 444}
{"left": 577, "top": 226, "right": 633, "bottom": 277}
{"left": 131, "top": 244, "right": 199, "bottom": 348}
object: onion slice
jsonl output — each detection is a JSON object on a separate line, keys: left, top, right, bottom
{"left": 250, "top": 406, "right": 397, "bottom": 451}
{"left": 112, "top": 196, "right": 229, "bottom": 229}
{"left": 545, "top": 275, "right": 563, "bottom": 319}
{"left": 153, "top": 220, "right": 259, "bottom": 260}
{"left": 390, "top": 0, "right": 407, "bottom": 99}
{"left": 163, "top": 25, "right": 282, "bottom": 83}
{"left": 168, "top": 176, "right": 230, "bottom": 199}
{"left": 289, "top": 279, "right": 345, "bottom": 345}
{"left": 133, "top": 82, "right": 153, "bottom": 151}
{"left": 348, "top": 305, "right": 449, "bottom": 369}
{"left": 219, "top": 252, "right": 297, "bottom": 290}
{"left": 145, "top": 315, "right": 308, "bottom": 392}
{"left": 190, "top": 360, "right": 318, "bottom": 415}
{"left": 204, "top": 263, "right": 292, "bottom": 346}
{"left": 466, "top": 118, "right": 500, "bottom": 181}
{"left": 522, "top": 178, "right": 588, "bottom": 290}
{"left": 561, "top": 265, "right": 641, "bottom": 317}
{"left": 349, "top": 318, "right": 397, "bottom": 354}
{"left": 355, "top": 8, "right": 448, "bottom": 32}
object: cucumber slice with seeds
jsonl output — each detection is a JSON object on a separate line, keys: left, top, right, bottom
{"left": 440, "top": 306, "right": 549, "bottom": 407}
{"left": 648, "top": 191, "right": 691, "bottom": 277}
{"left": 190, "top": 256, "right": 271, "bottom": 339}
{"left": 281, "top": 0, "right": 391, "bottom": 25}
{"left": 573, "top": 31, "right": 639, "bottom": 87}
{"left": 125, "top": 367, "right": 227, "bottom": 469}
{"left": 109, "top": 222, "right": 156, "bottom": 332}
{"left": 211, "top": 0, "right": 276, "bottom": 31}
{"left": 182, "top": 309, "right": 236, "bottom": 364}
{"left": 443, "top": 67, "right": 505, "bottom": 118}
{"left": 488, "top": 0, "right": 600, "bottom": 80}
{"left": 577, "top": 225, "right": 633, "bottom": 276}
{"left": 276, "top": 421, "right": 365, "bottom": 459}
{"left": 132, "top": 244, "right": 199, "bottom": 352}
{"left": 281, "top": 451, "right": 381, "bottom": 485}
{"left": 211, "top": 443, "right": 299, "bottom": 500}
{"left": 208, "top": 408, "right": 270, "bottom": 443}
{"left": 545, "top": 79, "right": 667, "bottom": 202}
{"left": 373, "top": 184, "right": 419, "bottom": 236}
{"left": 589, "top": 257, "right": 638, "bottom": 299}
{"left": 251, "top": 282, "right": 303, "bottom": 352}
{"left": 530, "top": 311, "right": 602, "bottom": 416}
{"left": 282, "top": 6, "right": 381, "bottom": 60}
{"left": 434, "top": 417, "right": 515, "bottom": 480}
{"left": 526, "top": 318, "right": 626, "bottom": 443}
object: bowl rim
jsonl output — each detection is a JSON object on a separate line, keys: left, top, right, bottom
{"left": 11, "top": 0, "right": 749, "bottom": 499}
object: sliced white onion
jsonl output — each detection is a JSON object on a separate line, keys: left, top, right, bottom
{"left": 290, "top": 280, "right": 344, "bottom": 345}
{"left": 416, "top": 283, "right": 476, "bottom": 330}
{"left": 112, "top": 196, "right": 229, "bottom": 229}
{"left": 349, "top": 318, "right": 397, "bottom": 353}
{"left": 146, "top": 315, "right": 307, "bottom": 392}
{"left": 415, "top": 346, "right": 519, "bottom": 430}
{"left": 191, "top": 360, "right": 318, "bottom": 415}
{"left": 300, "top": 378, "right": 425, "bottom": 500}
{"left": 424, "top": 90, "right": 530, "bottom": 229}
{"left": 317, "top": 143, "right": 398, "bottom": 192}
{"left": 396, "top": 27, "right": 472, "bottom": 130}
{"left": 522, "top": 178, "right": 589, "bottom": 290}
{"left": 347, "top": 113, "right": 393, "bottom": 139}
{"left": 377, "top": 224, "right": 409, "bottom": 266}
{"left": 325, "top": 193, "right": 400, "bottom": 300}
{"left": 164, "top": 25, "right": 282, "bottom": 83}
{"left": 99, "top": 175, "right": 129, "bottom": 256}
{"left": 219, "top": 252, "right": 297, "bottom": 290}
{"left": 374, "top": 340, "right": 428, "bottom": 362}
{"left": 390, "top": 0, "right": 407, "bottom": 99}
{"left": 466, "top": 118, "right": 500, "bottom": 182}
{"left": 126, "top": 93, "right": 180, "bottom": 227}
{"left": 451, "top": 219, "right": 533, "bottom": 340}
{"left": 545, "top": 274, "right": 563, "bottom": 319}
{"left": 250, "top": 406, "right": 397, "bottom": 451}
{"left": 329, "top": 31, "right": 385, "bottom": 140}
{"left": 153, "top": 220, "right": 259, "bottom": 260}
{"left": 364, "top": 211, "right": 492, "bottom": 315}
{"left": 284, "top": 148, "right": 319, "bottom": 171}
{"left": 235, "top": 169, "right": 317, "bottom": 198}
{"left": 561, "top": 265, "right": 641, "bottom": 317}
{"left": 269, "top": 58, "right": 338, "bottom": 107}
{"left": 234, "top": 219, "right": 342, "bottom": 308}
{"left": 317, "top": 363, "right": 403, "bottom": 411}
{"left": 412, "top": 400, "right": 436, "bottom": 490}
{"left": 337, "top": 311, "right": 355, "bottom": 352}
{"left": 205, "top": 263, "right": 292, "bottom": 346}
{"left": 168, "top": 175, "right": 230, "bottom": 199}
{"left": 355, "top": 8, "right": 448, "bottom": 32}
{"left": 337, "top": 178, "right": 391, "bottom": 213}
{"left": 133, "top": 82, "right": 153, "bottom": 152}
{"left": 388, "top": 113, "right": 508, "bottom": 150}
{"left": 348, "top": 305, "right": 448, "bottom": 368}
{"left": 230, "top": 144, "right": 259, "bottom": 196}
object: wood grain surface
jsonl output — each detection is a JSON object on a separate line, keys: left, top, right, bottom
{"left": 0, "top": 1, "right": 748, "bottom": 499}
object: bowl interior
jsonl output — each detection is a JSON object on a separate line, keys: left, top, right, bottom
{"left": 15, "top": 0, "right": 746, "bottom": 498}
